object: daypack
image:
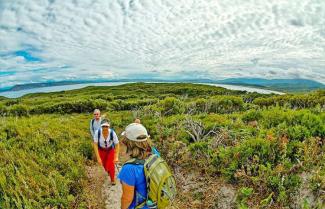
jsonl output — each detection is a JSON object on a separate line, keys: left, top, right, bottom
{"left": 97, "top": 128, "right": 115, "bottom": 149}
{"left": 125, "top": 154, "right": 177, "bottom": 209}
{"left": 91, "top": 119, "right": 96, "bottom": 134}
{"left": 91, "top": 118, "right": 103, "bottom": 135}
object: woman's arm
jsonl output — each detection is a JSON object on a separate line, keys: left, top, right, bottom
{"left": 114, "top": 143, "right": 120, "bottom": 162}
{"left": 93, "top": 142, "right": 102, "bottom": 165}
{"left": 112, "top": 131, "right": 120, "bottom": 163}
{"left": 121, "top": 182, "right": 135, "bottom": 209}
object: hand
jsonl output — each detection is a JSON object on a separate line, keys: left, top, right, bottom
{"left": 97, "top": 158, "right": 103, "bottom": 165}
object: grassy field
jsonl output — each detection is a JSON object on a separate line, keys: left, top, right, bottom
{"left": 0, "top": 83, "right": 324, "bottom": 208}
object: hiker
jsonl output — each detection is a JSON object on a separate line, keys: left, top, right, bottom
{"left": 134, "top": 118, "right": 141, "bottom": 124}
{"left": 90, "top": 109, "right": 102, "bottom": 139}
{"left": 119, "top": 123, "right": 176, "bottom": 209}
{"left": 93, "top": 119, "right": 120, "bottom": 185}
{"left": 133, "top": 118, "right": 160, "bottom": 157}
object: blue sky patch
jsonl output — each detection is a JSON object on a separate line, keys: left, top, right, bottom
{"left": 0, "top": 71, "right": 16, "bottom": 77}
{"left": 14, "top": 50, "right": 42, "bottom": 62}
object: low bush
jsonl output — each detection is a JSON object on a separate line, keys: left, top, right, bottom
{"left": 8, "top": 104, "right": 29, "bottom": 116}
{"left": 157, "top": 97, "right": 185, "bottom": 116}
{"left": 30, "top": 99, "right": 108, "bottom": 114}
{"left": 242, "top": 110, "right": 262, "bottom": 123}
{"left": 0, "top": 115, "right": 91, "bottom": 208}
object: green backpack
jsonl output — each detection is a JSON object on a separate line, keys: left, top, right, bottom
{"left": 125, "top": 154, "right": 177, "bottom": 209}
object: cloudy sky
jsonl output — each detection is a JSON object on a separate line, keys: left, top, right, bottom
{"left": 0, "top": 0, "right": 325, "bottom": 88}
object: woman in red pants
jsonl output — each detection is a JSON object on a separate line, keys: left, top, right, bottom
{"left": 93, "top": 119, "right": 120, "bottom": 185}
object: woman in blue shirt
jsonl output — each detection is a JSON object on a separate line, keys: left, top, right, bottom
{"left": 118, "top": 123, "right": 152, "bottom": 209}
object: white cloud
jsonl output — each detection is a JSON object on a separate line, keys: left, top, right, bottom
{"left": 0, "top": 0, "right": 325, "bottom": 88}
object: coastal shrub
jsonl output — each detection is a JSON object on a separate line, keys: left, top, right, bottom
{"left": 287, "top": 125, "right": 311, "bottom": 141}
{"left": 188, "top": 141, "right": 214, "bottom": 171}
{"left": 209, "top": 96, "right": 244, "bottom": 114}
{"left": 157, "top": 97, "right": 185, "bottom": 116}
{"left": 213, "top": 138, "right": 279, "bottom": 180}
{"left": 237, "top": 187, "right": 254, "bottom": 208}
{"left": 0, "top": 104, "right": 8, "bottom": 116}
{"left": 109, "top": 99, "right": 158, "bottom": 111}
{"left": 30, "top": 99, "right": 108, "bottom": 114}
{"left": 253, "top": 91, "right": 325, "bottom": 109}
{"left": 0, "top": 115, "right": 90, "bottom": 208}
{"left": 213, "top": 137, "right": 304, "bottom": 205}
{"left": 187, "top": 98, "right": 209, "bottom": 113}
{"left": 8, "top": 104, "right": 29, "bottom": 116}
{"left": 4, "top": 99, "right": 20, "bottom": 106}
{"left": 266, "top": 110, "right": 325, "bottom": 139}
{"left": 187, "top": 96, "right": 244, "bottom": 114}
{"left": 260, "top": 108, "right": 287, "bottom": 128}
{"left": 309, "top": 167, "right": 325, "bottom": 196}
{"left": 242, "top": 110, "right": 262, "bottom": 123}
{"left": 90, "top": 94, "right": 113, "bottom": 101}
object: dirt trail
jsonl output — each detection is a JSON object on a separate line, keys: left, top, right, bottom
{"left": 102, "top": 165, "right": 122, "bottom": 209}
{"left": 84, "top": 165, "right": 106, "bottom": 209}
{"left": 86, "top": 163, "right": 122, "bottom": 209}
{"left": 102, "top": 145, "right": 128, "bottom": 209}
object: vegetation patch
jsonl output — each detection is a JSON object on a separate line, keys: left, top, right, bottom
{"left": 0, "top": 83, "right": 324, "bottom": 208}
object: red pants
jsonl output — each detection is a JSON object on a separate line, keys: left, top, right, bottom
{"left": 98, "top": 148, "right": 115, "bottom": 182}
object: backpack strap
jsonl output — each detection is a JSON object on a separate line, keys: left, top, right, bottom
{"left": 151, "top": 146, "right": 160, "bottom": 157}
{"left": 110, "top": 128, "right": 115, "bottom": 149}
{"left": 145, "top": 154, "right": 159, "bottom": 170}
{"left": 97, "top": 128, "right": 102, "bottom": 149}
{"left": 91, "top": 119, "right": 95, "bottom": 133}
{"left": 135, "top": 197, "right": 147, "bottom": 209}
{"left": 124, "top": 158, "right": 145, "bottom": 165}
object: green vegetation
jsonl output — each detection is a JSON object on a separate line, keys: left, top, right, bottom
{"left": 0, "top": 83, "right": 324, "bottom": 208}
{"left": 0, "top": 115, "right": 90, "bottom": 208}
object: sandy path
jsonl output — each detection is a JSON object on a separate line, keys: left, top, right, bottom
{"left": 84, "top": 165, "right": 106, "bottom": 209}
{"left": 102, "top": 145, "right": 128, "bottom": 209}
{"left": 102, "top": 165, "right": 122, "bottom": 209}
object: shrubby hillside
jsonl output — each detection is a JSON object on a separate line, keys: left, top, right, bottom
{"left": 0, "top": 83, "right": 324, "bottom": 208}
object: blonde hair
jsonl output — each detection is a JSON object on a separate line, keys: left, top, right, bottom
{"left": 123, "top": 137, "right": 152, "bottom": 160}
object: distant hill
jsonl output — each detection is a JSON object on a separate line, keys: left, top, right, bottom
{"left": 214, "top": 78, "right": 325, "bottom": 92}
{"left": 1, "top": 78, "right": 323, "bottom": 93}
{"left": 8, "top": 81, "right": 90, "bottom": 91}
{"left": 0, "top": 79, "right": 161, "bottom": 92}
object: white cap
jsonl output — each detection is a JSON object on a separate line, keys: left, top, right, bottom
{"left": 122, "top": 123, "right": 149, "bottom": 142}
{"left": 101, "top": 122, "right": 110, "bottom": 127}
{"left": 100, "top": 119, "right": 110, "bottom": 127}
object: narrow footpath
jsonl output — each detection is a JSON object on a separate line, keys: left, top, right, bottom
{"left": 87, "top": 145, "right": 128, "bottom": 209}
{"left": 85, "top": 163, "right": 122, "bottom": 209}
{"left": 102, "top": 166, "right": 122, "bottom": 209}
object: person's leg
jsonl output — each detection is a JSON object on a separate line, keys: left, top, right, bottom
{"left": 99, "top": 148, "right": 115, "bottom": 183}
{"left": 106, "top": 148, "right": 115, "bottom": 183}
{"left": 98, "top": 148, "right": 109, "bottom": 172}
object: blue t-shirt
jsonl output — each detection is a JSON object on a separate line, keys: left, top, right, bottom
{"left": 118, "top": 164, "right": 148, "bottom": 209}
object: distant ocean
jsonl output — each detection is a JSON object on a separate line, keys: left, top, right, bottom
{"left": 0, "top": 82, "right": 284, "bottom": 98}
{"left": 202, "top": 83, "right": 284, "bottom": 95}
